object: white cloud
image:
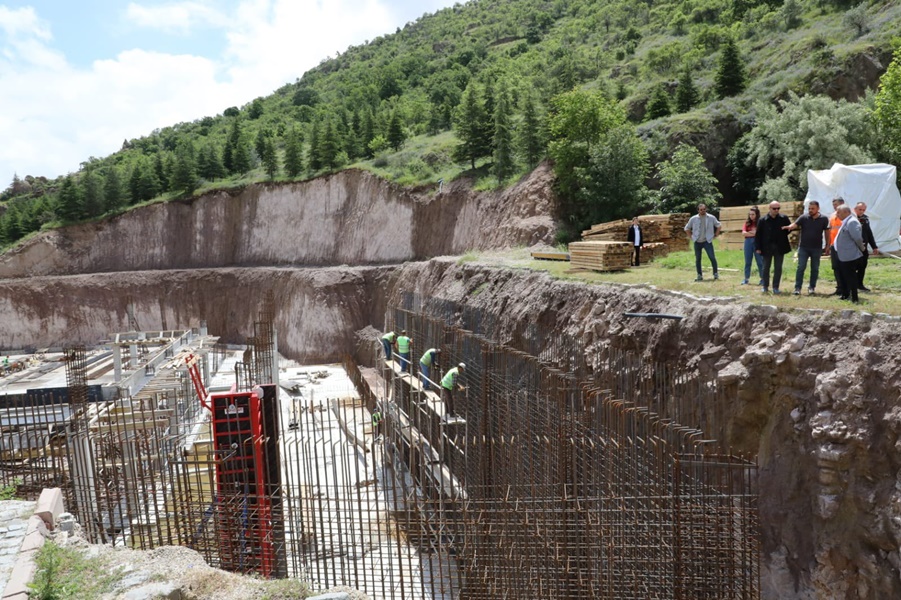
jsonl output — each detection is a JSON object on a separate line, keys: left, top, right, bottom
{"left": 125, "top": 1, "right": 231, "bottom": 34}
{"left": 0, "top": 0, "right": 448, "bottom": 186}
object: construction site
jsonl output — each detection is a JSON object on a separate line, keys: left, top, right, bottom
{"left": 2, "top": 170, "right": 901, "bottom": 599}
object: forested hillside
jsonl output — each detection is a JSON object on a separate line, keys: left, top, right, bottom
{"left": 3, "top": 0, "right": 901, "bottom": 243}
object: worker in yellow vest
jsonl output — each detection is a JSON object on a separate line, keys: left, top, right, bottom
{"left": 440, "top": 363, "right": 465, "bottom": 422}
{"left": 396, "top": 330, "right": 413, "bottom": 373}
{"left": 419, "top": 348, "right": 440, "bottom": 391}
{"left": 380, "top": 331, "right": 396, "bottom": 362}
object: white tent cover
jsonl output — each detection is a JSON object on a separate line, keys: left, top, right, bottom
{"left": 805, "top": 163, "right": 901, "bottom": 253}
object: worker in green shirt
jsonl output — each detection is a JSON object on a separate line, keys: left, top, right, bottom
{"left": 396, "top": 330, "right": 413, "bottom": 373}
{"left": 440, "top": 363, "right": 465, "bottom": 421}
{"left": 380, "top": 331, "right": 396, "bottom": 362}
{"left": 419, "top": 348, "right": 440, "bottom": 391}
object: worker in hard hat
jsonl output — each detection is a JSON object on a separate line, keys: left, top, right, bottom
{"left": 440, "top": 363, "right": 466, "bottom": 422}
{"left": 380, "top": 331, "right": 397, "bottom": 362}
{"left": 396, "top": 330, "right": 413, "bottom": 373}
{"left": 418, "top": 348, "right": 440, "bottom": 391}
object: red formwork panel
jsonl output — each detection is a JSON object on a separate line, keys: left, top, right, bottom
{"left": 209, "top": 389, "right": 273, "bottom": 577}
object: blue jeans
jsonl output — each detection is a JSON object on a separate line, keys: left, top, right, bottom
{"left": 399, "top": 352, "right": 411, "bottom": 372}
{"left": 743, "top": 238, "right": 763, "bottom": 282}
{"left": 420, "top": 362, "right": 431, "bottom": 390}
{"left": 795, "top": 246, "right": 821, "bottom": 291}
{"left": 694, "top": 241, "right": 718, "bottom": 276}
{"left": 381, "top": 340, "right": 392, "bottom": 361}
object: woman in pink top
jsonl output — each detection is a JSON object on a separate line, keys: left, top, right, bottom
{"left": 742, "top": 206, "right": 764, "bottom": 285}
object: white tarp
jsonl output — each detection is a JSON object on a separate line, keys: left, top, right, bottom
{"left": 805, "top": 163, "right": 901, "bottom": 253}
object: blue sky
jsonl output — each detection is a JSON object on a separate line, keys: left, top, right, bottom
{"left": 0, "top": 0, "right": 459, "bottom": 187}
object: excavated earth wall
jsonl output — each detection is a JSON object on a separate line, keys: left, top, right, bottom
{"left": 2, "top": 168, "right": 901, "bottom": 599}
{"left": 0, "top": 166, "right": 555, "bottom": 278}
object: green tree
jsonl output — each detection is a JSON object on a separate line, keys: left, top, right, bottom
{"left": 255, "top": 129, "right": 270, "bottom": 161}
{"left": 493, "top": 81, "right": 515, "bottom": 183}
{"left": 646, "top": 85, "right": 671, "bottom": 120}
{"left": 741, "top": 92, "right": 874, "bottom": 200}
{"left": 247, "top": 97, "right": 265, "bottom": 119}
{"left": 318, "top": 118, "right": 340, "bottom": 170}
{"left": 582, "top": 125, "right": 650, "bottom": 224}
{"left": 198, "top": 143, "right": 226, "bottom": 180}
{"left": 232, "top": 131, "right": 253, "bottom": 175}
{"left": 844, "top": 3, "right": 868, "bottom": 37}
{"left": 782, "top": 0, "right": 802, "bottom": 29}
{"left": 171, "top": 141, "right": 198, "bottom": 194}
{"left": 308, "top": 120, "right": 322, "bottom": 171}
{"left": 387, "top": 112, "right": 406, "bottom": 151}
{"left": 874, "top": 42, "right": 901, "bottom": 165}
{"left": 103, "top": 166, "right": 124, "bottom": 212}
{"left": 81, "top": 169, "right": 103, "bottom": 218}
{"left": 715, "top": 37, "right": 746, "bottom": 99}
{"left": 676, "top": 69, "right": 699, "bottom": 113}
{"left": 57, "top": 175, "right": 84, "bottom": 222}
{"left": 128, "top": 159, "right": 161, "bottom": 204}
{"left": 283, "top": 128, "right": 305, "bottom": 177}
{"left": 547, "top": 89, "right": 627, "bottom": 238}
{"left": 260, "top": 137, "right": 279, "bottom": 179}
{"left": 517, "top": 93, "right": 543, "bottom": 169}
{"left": 453, "top": 83, "right": 490, "bottom": 169}
{"left": 657, "top": 144, "right": 722, "bottom": 214}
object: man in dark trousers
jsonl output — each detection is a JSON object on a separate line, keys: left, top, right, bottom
{"left": 853, "top": 202, "right": 879, "bottom": 291}
{"left": 755, "top": 201, "right": 792, "bottom": 294}
{"left": 833, "top": 204, "right": 864, "bottom": 303}
{"left": 784, "top": 200, "right": 830, "bottom": 295}
{"left": 627, "top": 217, "right": 644, "bottom": 266}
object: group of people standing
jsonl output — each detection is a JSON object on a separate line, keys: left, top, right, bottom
{"left": 684, "top": 200, "right": 877, "bottom": 302}
{"left": 380, "top": 330, "right": 467, "bottom": 422}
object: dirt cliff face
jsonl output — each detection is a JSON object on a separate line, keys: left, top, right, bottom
{"left": 0, "top": 166, "right": 556, "bottom": 279}
{"left": 2, "top": 168, "right": 900, "bottom": 599}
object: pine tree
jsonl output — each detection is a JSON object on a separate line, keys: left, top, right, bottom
{"left": 255, "top": 129, "right": 269, "bottom": 161}
{"left": 387, "top": 112, "right": 406, "bottom": 151}
{"left": 233, "top": 132, "right": 253, "bottom": 175}
{"left": 360, "top": 110, "right": 375, "bottom": 158}
{"left": 284, "top": 128, "right": 304, "bottom": 178}
{"left": 198, "top": 143, "right": 226, "bottom": 180}
{"left": 104, "top": 166, "right": 124, "bottom": 212}
{"left": 493, "top": 81, "right": 515, "bottom": 183}
{"left": 308, "top": 121, "right": 322, "bottom": 171}
{"left": 715, "top": 38, "right": 747, "bottom": 99}
{"left": 646, "top": 85, "right": 672, "bottom": 120}
{"left": 453, "top": 83, "right": 490, "bottom": 170}
{"left": 319, "top": 118, "right": 340, "bottom": 170}
{"left": 517, "top": 93, "right": 543, "bottom": 169}
{"left": 223, "top": 118, "right": 242, "bottom": 174}
{"left": 81, "top": 169, "right": 103, "bottom": 218}
{"left": 482, "top": 79, "right": 496, "bottom": 155}
{"left": 676, "top": 69, "right": 700, "bottom": 113}
{"left": 128, "top": 160, "right": 160, "bottom": 204}
{"left": 57, "top": 175, "right": 84, "bottom": 222}
{"left": 171, "top": 141, "right": 198, "bottom": 195}
{"left": 261, "top": 137, "right": 279, "bottom": 179}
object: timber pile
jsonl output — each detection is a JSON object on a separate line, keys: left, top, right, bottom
{"left": 719, "top": 202, "right": 803, "bottom": 250}
{"left": 569, "top": 241, "right": 632, "bottom": 271}
{"left": 580, "top": 213, "right": 691, "bottom": 258}
{"left": 641, "top": 242, "right": 669, "bottom": 262}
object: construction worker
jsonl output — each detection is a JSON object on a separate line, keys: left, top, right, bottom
{"left": 396, "top": 330, "right": 413, "bottom": 373}
{"left": 380, "top": 331, "right": 397, "bottom": 362}
{"left": 419, "top": 348, "right": 440, "bottom": 391}
{"left": 440, "top": 363, "right": 465, "bottom": 422}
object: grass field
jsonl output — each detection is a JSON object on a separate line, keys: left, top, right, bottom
{"left": 469, "top": 242, "right": 901, "bottom": 316}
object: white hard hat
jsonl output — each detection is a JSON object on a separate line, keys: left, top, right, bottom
{"left": 458, "top": 363, "right": 465, "bottom": 369}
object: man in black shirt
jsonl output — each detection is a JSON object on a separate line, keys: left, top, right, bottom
{"left": 784, "top": 200, "right": 830, "bottom": 295}
{"left": 853, "top": 202, "right": 879, "bottom": 291}
{"left": 755, "top": 201, "right": 792, "bottom": 294}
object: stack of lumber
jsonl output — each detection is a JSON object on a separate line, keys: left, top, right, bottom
{"left": 719, "top": 202, "right": 804, "bottom": 250}
{"left": 569, "top": 241, "right": 633, "bottom": 271}
{"left": 638, "top": 213, "right": 690, "bottom": 251}
{"left": 580, "top": 213, "right": 691, "bottom": 260}
{"left": 641, "top": 242, "right": 669, "bottom": 263}
{"left": 581, "top": 219, "right": 630, "bottom": 241}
